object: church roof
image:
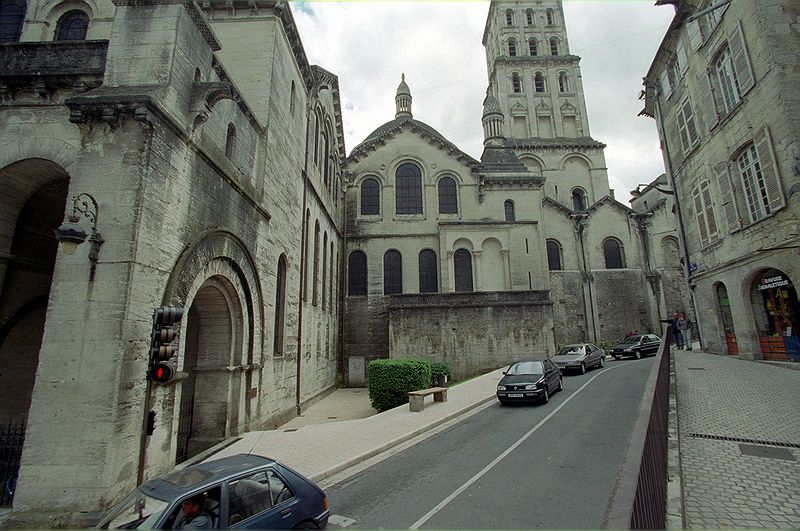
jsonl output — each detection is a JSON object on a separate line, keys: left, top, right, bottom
{"left": 348, "top": 116, "right": 479, "bottom": 166}
{"left": 480, "top": 146, "right": 544, "bottom": 185}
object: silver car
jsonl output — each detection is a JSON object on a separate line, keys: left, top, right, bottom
{"left": 553, "top": 343, "right": 605, "bottom": 374}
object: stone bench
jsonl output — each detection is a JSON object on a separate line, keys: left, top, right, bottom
{"left": 408, "top": 387, "right": 448, "bottom": 412}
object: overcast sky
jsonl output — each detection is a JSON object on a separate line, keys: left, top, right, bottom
{"left": 292, "top": 1, "right": 676, "bottom": 203}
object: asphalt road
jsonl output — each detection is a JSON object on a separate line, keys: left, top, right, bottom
{"left": 325, "top": 357, "right": 656, "bottom": 529}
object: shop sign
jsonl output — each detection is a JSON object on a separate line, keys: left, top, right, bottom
{"left": 758, "top": 274, "right": 790, "bottom": 291}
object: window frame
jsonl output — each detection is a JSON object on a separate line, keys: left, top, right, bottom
{"left": 418, "top": 249, "right": 439, "bottom": 293}
{"left": 453, "top": 249, "right": 474, "bottom": 292}
{"left": 55, "top": 9, "right": 88, "bottom": 41}
{"left": 383, "top": 250, "right": 403, "bottom": 295}
{"left": 546, "top": 240, "right": 562, "bottom": 271}
{"left": 736, "top": 144, "right": 770, "bottom": 224}
{"left": 360, "top": 177, "right": 381, "bottom": 216}
{"left": 676, "top": 97, "right": 699, "bottom": 154}
{"left": 602, "top": 238, "right": 625, "bottom": 269}
{"left": 347, "top": 250, "right": 367, "bottom": 296}
{"left": 395, "top": 162, "right": 423, "bottom": 215}
{"left": 437, "top": 176, "right": 458, "bottom": 215}
{"left": 504, "top": 199, "right": 515, "bottom": 222}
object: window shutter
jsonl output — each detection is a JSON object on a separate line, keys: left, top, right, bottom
{"left": 677, "top": 41, "right": 689, "bottom": 76}
{"left": 701, "top": 182, "right": 718, "bottom": 239}
{"left": 692, "top": 187, "right": 709, "bottom": 245}
{"left": 660, "top": 70, "right": 672, "bottom": 99}
{"left": 687, "top": 19, "right": 703, "bottom": 51}
{"left": 714, "top": 161, "right": 741, "bottom": 233}
{"left": 753, "top": 126, "right": 785, "bottom": 213}
{"left": 667, "top": 120, "right": 684, "bottom": 166}
{"left": 728, "top": 20, "right": 754, "bottom": 96}
{"left": 695, "top": 70, "right": 718, "bottom": 133}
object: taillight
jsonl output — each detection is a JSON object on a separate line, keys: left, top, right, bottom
{"left": 323, "top": 496, "right": 329, "bottom": 510}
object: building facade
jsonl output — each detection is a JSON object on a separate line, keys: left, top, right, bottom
{"left": 341, "top": 0, "right": 691, "bottom": 384}
{"left": 0, "top": 0, "right": 343, "bottom": 523}
{"left": 642, "top": 0, "right": 800, "bottom": 361}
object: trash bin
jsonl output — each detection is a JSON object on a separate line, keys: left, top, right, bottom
{"left": 436, "top": 373, "right": 448, "bottom": 387}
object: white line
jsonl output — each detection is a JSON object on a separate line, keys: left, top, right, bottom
{"left": 409, "top": 364, "right": 626, "bottom": 529}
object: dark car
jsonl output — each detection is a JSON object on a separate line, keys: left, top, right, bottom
{"left": 552, "top": 343, "right": 605, "bottom": 374}
{"left": 96, "top": 454, "right": 330, "bottom": 529}
{"left": 610, "top": 334, "right": 662, "bottom": 360}
{"left": 496, "top": 359, "right": 562, "bottom": 405}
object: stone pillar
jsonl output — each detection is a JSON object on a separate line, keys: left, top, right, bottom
{"left": 473, "top": 250, "right": 483, "bottom": 291}
{"left": 501, "top": 250, "right": 511, "bottom": 290}
{"left": 446, "top": 250, "right": 455, "bottom": 292}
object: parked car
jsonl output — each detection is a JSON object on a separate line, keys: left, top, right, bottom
{"left": 496, "top": 359, "right": 562, "bottom": 405}
{"left": 610, "top": 334, "right": 662, "bottom": 360}
{"left": 553, "top": 343, "right": 605, "bottom": 374}
{"left": 96, "top": 454, "right": 330, "bottom": 529}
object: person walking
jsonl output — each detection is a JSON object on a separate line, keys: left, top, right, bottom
{"left": 678, "top": 312, "right": 693, "bottom": 351}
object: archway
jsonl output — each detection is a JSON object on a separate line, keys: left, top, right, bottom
{"left": 715, "top": 282, "right": 737, "bottom": 356}
{"left": 749, "top": 268, "right": 798, "bottom": 361}
{"left": 177, "top": 276, "right": 244, "bottom": 464}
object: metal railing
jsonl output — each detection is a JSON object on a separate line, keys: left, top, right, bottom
{"left": 603, "top": 327, "right": 672, "bottom": 528}
{"left": 0, "top": 420, "right": 26, "bottom": 507}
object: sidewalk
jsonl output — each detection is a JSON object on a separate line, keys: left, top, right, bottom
{"left": 673, "top": 349, "right": 800, "bottom": 528}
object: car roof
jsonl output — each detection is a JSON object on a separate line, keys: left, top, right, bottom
{"left": 141, "top": 454, "right": 275, "bottom": 501}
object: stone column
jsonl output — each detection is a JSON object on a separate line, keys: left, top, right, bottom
{"left": 473, "top": 250, "right": 483, "bottom": 291}
{"left": 446, "top": 250, "right": 455, "bottom": 292}
{"left": 501, "top": 249, "right": 511, "bottom": 290}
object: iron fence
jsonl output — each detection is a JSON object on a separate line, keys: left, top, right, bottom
{"left": 0, "top": 420, "right": 26, "bottom": 507}
{"left": 603, "top": 326, "right": 672, "bottom": 528}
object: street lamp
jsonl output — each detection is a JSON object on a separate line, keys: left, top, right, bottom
{"left": 54, "top": 193, "right": 104, "bottom": 280}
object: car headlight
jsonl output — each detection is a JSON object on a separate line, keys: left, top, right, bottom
{"left": 624, "top": 348, "right": 632, "bottom": 352}
{"left": 497, "top": 385, "right": 506, "bottom": 391}
{"left": 524, "top": 384, "right": 536, "bottom": 390}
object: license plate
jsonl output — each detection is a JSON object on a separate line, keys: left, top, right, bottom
{"left": 508, "top": 393, "right": 523, "bottom": 398}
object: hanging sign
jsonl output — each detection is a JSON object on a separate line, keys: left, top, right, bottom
{"left": 758, "top": 274, "right": 790, "bottom": 291}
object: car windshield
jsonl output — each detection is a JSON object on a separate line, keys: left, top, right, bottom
{"left": 621, "top": 335, "right": 642, "bottom": 344}
{"left": 96, "top": 488, "right": 170, "bottom": 529}
{"left": 507, "top": 361, "right": 544, "bottom": 375}
{"left": 556, "top": 346, "right": 583, "bottom": 356}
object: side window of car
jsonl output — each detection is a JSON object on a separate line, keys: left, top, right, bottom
{"left": 228, "top": 471, "right": 273, "bottom": 526}
{"left": 266, "top": 469, "right": 294, "bottom": 506}
{"left": 168, "top": 487, "right": 221, "bottom": 529}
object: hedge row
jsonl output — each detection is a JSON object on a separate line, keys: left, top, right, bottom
{"left": 367, "top": 358, "right": 451, "bottom": 412}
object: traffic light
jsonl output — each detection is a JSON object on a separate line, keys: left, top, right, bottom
{"left": 148, "top": 306, "right": 184, "bottom": 385}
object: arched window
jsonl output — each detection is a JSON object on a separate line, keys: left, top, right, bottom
{"left": 603, "top": 238, "right": 625, "bottom": 269}
{"left": 558, "top": 72, "right": 569, "bottom": 92}
{"left": 508, "top": 38, "right": 517, "bottom": 57}
{"left": 511, "top": 72, "right": 522, "bottom": 93}
{"left": 505, "top": 9, "right": 514, "bottom": 25}
{"left": 546, "top": 8, "right": 555, "bottom": 25}
{"left": 383, "top": 250, "right": 403, "bottom": 295}
{"left": 0, "top": 0, "right": 27, "bottom": 43}
{"left": 313, "top": 113, "right": 320, "bottom": 166}
{"left": 290, "top": 81, "right": 296, "bottom": 116}
{"left": 312, "top": 221, "right": 320, "bottom": 305}
{"left": 572, "top": 188, "right": 586, "bottom": 211}
{"left": 322, "top": 232, "right": 328, "bottom": 310}
{"left": 348, "top": 251, "right": 367, "bottom": 296}
{"left": 55, "top": 10, "right": 88, "bottom": 41}
{"left": 418, "top": 250, "right": 438, "bottom": 293}
{"left": 528, "top": 38, "right": 538, "bottom": 56}
{"left": 504, "top": 200, "right": 515, "bottom": 222}
{"left": 395, "top": 163, "right": 423, "bottom": 214}
{"left": 438, "top": 177, "right": 458, "bottom": 214}
{"left": 534, "top": 72, "right": 546, "bottom": 93}
{"left": 546, "top": 240, "right": 562, "bottom": 270}
{"left": 454, "top": 249, "right": 473, "bottom": 292}
{"left": 273, "top": 254, "right": 287, "bottom": 355}
{"left": 526, "top": 9, "right": 533, "bottom": 25}
{"left": 361, "top": 178, "right": 380, "bottom": 215}
{"left": 303, "top": 209, "right": 310, "bottom": 300}
{"left": 225, "top": 123, "right": 236, "bottom": 159}
{"left": 550, "top": 37, "right": 559, "bottom": 55}
{"left": 329, "top": 242, "right": 335, "bottom": 311}
{"left": 323, "top": 130, "right": 330, "bottom": 187}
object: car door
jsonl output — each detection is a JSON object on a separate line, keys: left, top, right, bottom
{"left": 544, "top": 359, "right": 559, "bottom": 390}
{"left": 587, "top": 344, "right": 599, "bottom": 366}
{"left": 227, "top": 468, "right": 298, "bottom": 529}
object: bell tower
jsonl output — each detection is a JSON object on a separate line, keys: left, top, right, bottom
{"left": 481, "top": 0, "right": 594, "bottom": 141}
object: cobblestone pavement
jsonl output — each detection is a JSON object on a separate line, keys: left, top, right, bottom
{"left": 674, "top": 350, "right": 800, "bottom": 529}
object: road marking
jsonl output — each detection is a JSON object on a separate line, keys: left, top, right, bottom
{"left": 409, "top": 364, "right": 626, "bottom": 529}
{"left": 328, "top": 514, "right": 357, "bottom": 528}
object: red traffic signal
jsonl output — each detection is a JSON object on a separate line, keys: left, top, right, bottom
{"left": 149, "top": 361, "right": 177, "bottom": 384}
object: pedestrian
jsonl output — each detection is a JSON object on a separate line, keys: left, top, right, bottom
{"left": 660, "top": 312, "right": 683, "bottom": 349}
{"left": 678, "top": 312, "right": 693, "bottom": 351}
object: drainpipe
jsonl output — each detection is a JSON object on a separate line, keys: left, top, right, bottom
{"left": 295, "top": 99, "right": 312, "bottom": 416}
{"left": 573, "top": 214, "right": 598, "bottom": 342}
{"left": 650, "top": 83, "right": 703, "bottom": 348}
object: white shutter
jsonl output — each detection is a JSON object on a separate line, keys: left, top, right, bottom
{"left": 692, "top": 187, "right": 709, "bottom": 245}
{"left": 701, "top": 181, "right": 719, "bottom": 239}
{"left": 753, "top": 126, "right": 785, "bottom": 214}
{"left": 677, "top": 41, "right": 689, "bottom": 76}
{"left": 714, "top": 161, "right": 741, "bottom": 233}
{"left": 729, "top": 20, "right": 755, "bottom": 96}
{"left": 660, "top": 70, "right": 672, "bottom": 99}
{"left": 695, "top": 70, "right": 718, "bottom": 132}
{"left": 687, "top": 19, "right": 703, "bottom": 51}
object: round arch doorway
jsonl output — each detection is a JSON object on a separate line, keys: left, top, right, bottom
{"left": 750, "top": 268, "right": 799, "bottom": 361}
{"left": 177, "top": 276, "right": 245, "bottom": 464}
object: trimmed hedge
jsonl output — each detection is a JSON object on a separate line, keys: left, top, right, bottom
{"left": 367, "top": 358, "right": 432, "bottom": 412}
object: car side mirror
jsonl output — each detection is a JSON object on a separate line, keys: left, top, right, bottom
{"left": 502, "top": 371, "right": 507, "bottom": 375}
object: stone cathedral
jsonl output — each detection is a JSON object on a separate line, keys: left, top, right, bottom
{"left": 0, "top": 0, "right": 686, "bottom": 523}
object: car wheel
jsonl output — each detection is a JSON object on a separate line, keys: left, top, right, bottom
{"left": 635, "top": 350, "right": 642, "bottom": 360}
{"left": 613, "top": 355, "right": 621, "bottom": 360}
{"left": 541, "top": 388, "right": 550, "bottom": 404}
{"left": 556, "top": 376, "right": 563, "bottom": 392}
{"left": 599, "top": 356, "right": 605, "bottom": 368}
{"left": 293, "top": 520, "right": 318, "bottom": 529}
{"left": 579, "top": 362, "right": 586, "bottom": 375}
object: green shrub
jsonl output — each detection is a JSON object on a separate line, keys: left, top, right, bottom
{"left": 429, "top": 361, "right": 451, "bottom": 387}
{"left": 367, "top": 358, "right": 432, "bottom": 412}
